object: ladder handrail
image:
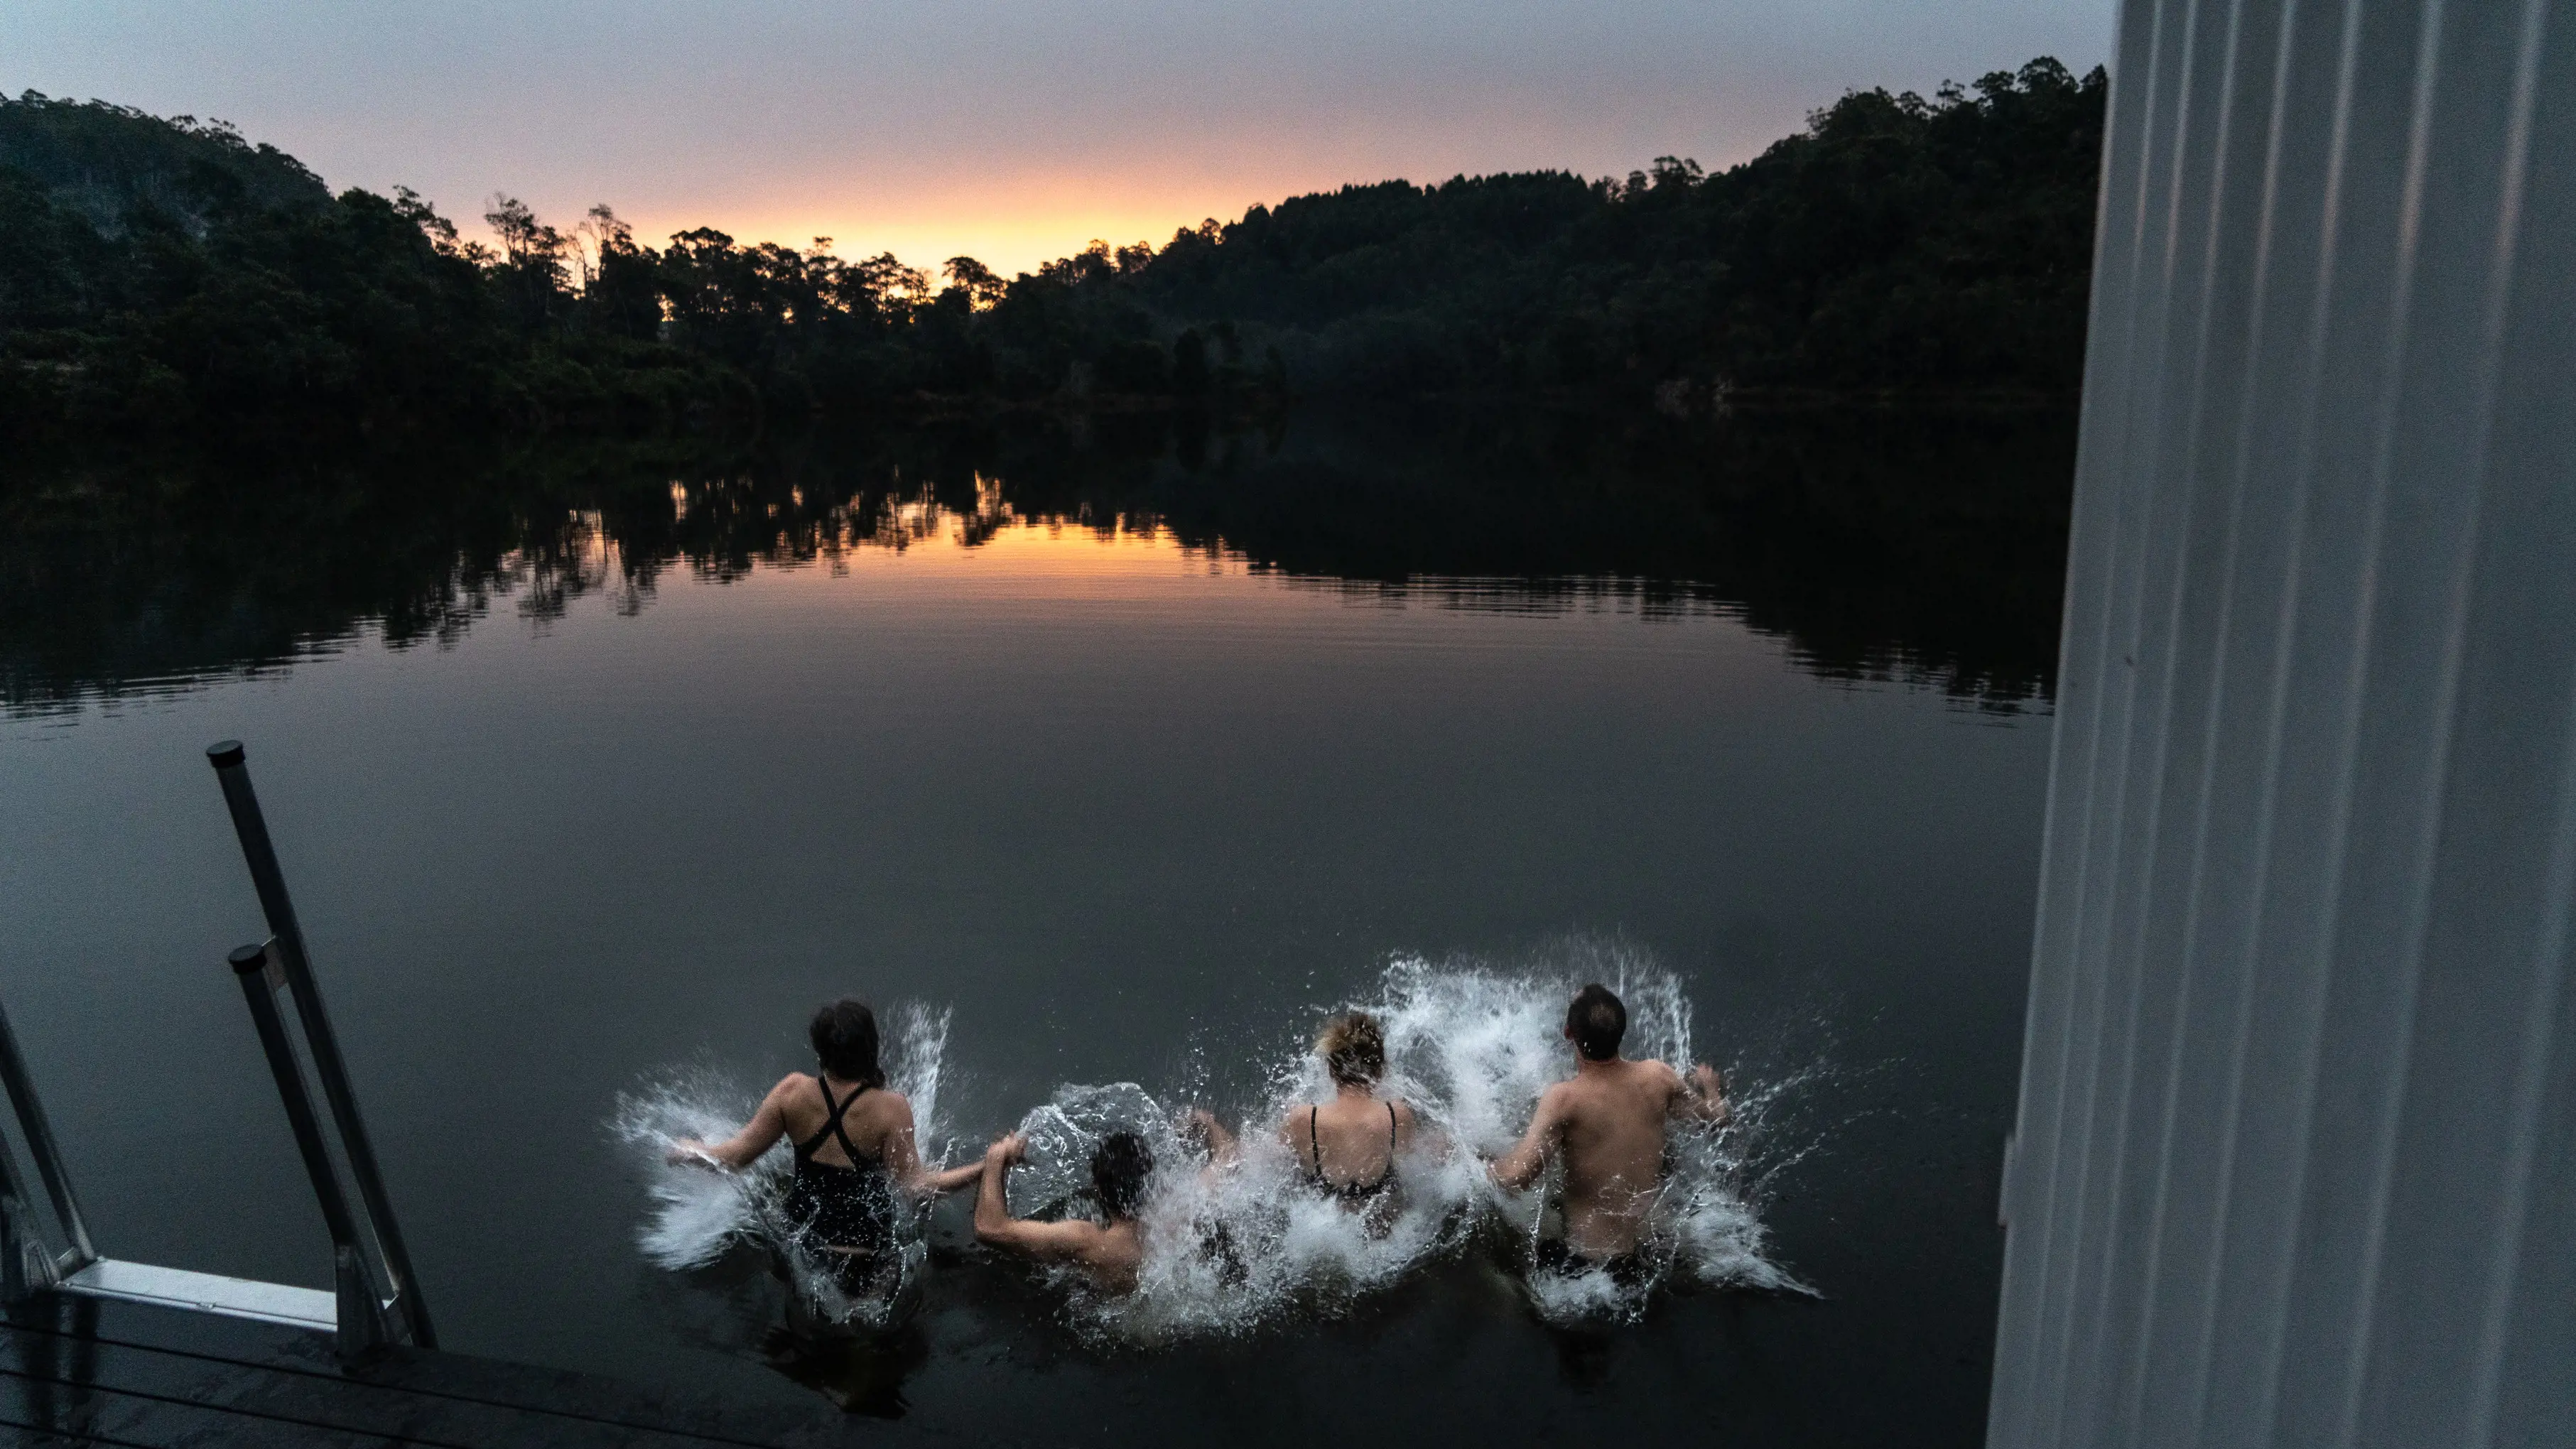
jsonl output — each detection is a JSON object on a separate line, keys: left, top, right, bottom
{"left": 0, "top": 954, "right": 404, "bottom": 1358}
{"left": 0, "top": 744, "right": 438, "bottom": 1360}
{"left": 230, "top": 940, "right": 384, "bottom": 1356}
{"left": 0, "top": 996, "right": 94, "bottom": 1272}
{"left": 205, "top": 741, "right": 436, "bottom": 1350}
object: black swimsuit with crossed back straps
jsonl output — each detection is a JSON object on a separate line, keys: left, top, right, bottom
{"left": 1305, "top": 1100, "right": 1400, "bottom": 1205}
{"left": 783, "top": 1074, "right": 901, "bottom": 1259}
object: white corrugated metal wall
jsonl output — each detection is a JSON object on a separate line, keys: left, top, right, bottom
{"left": 1988, "top": 0, "right": 2572, "bottom": 1445}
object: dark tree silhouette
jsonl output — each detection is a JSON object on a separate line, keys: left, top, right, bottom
{"left": 2, "top": 60, "right": 2102, "bottom": 440}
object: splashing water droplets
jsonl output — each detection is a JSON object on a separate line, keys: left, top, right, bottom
{"left": 618, "top": 947, "right": 1817, "bottom": 1340}
{"left": 612, "top": 1063, "right": 776, "bottom": 1271}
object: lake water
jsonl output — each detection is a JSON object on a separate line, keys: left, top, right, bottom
{"left": 1, "top": 407, "right": 2069, "bottom": 1445}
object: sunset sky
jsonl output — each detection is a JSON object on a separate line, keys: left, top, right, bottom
{"left": 11, "top": 0, "right": 2112, "bottom": 277}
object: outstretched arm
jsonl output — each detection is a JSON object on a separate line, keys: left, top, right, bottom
{"left": 1486, "top": 1088, "right": 1565, "bottom": 1192}
{"left": 877, "top": 1095, "right": 982, "bottom": 1197}
{"left": 1184, "top": 1107, "right": 1240, "bottom": 1164}
{"left": 973, "top": 1135, "right": 1106, "bottom": 1263}
{"left": 669, "top": 1075, "right": 794, "bottom": 1171}
{"left": 1677, "top": 1063, "right": 1731, "bottom": 1126}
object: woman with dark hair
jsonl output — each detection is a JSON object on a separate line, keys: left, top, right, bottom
{"left": 672, "top": 998, "right": 979, "bottom": 1291}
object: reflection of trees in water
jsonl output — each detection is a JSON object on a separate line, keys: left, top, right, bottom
{"left": 1146, "top": 406, "right": 2074, "bottom": 707}
{"left": 1, "top": 406, "right": 2071, "bottom": 715}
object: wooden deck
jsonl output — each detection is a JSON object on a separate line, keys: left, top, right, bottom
{"left": 0, "top": 1291, "right": 892, "bottom": 1447}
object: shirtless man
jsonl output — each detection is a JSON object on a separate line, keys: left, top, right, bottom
{"left": 973, "top": 1130, "right": 1153, "bottom": 1294}
{"left": 1487, "top": 983, "right": 1728, "bottom": 1283}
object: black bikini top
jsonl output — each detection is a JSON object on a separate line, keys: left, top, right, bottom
{"left": 794, "top": 1074, "right": 884, "bottom": 1171}
{"left": 1306, "top": 1100, "right": 1399, "bottom": 1200}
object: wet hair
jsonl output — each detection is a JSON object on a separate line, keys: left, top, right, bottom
{"left": 1091, "top": 1131, "right": 1154, "bottom": 1220}
{"left": 1317, "top": 1012, "right": 1387, "bottom": 1087}
{"left": 808, "top": 998, "right": 885, "bottom": 1088}
{"left": 1566, "top": 983, "right": 1627, "bottom": 1061}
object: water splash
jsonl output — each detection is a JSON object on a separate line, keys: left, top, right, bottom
{"left": 1017, "top": 941, "right": 1818, "bottom": 1338}
{"left": 882, "top": 1002, "right": 956, "bottom": 1168}
{"left": 619, "top": 945, "right": 1820, "bottom": 1340}
{"left": 611, "top": 1061, "right": 773, "bottom": 1271}
{"left": 612, "top": 1005, "right": 961, "bottom": 1328}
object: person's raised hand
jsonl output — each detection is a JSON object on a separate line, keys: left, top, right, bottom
{"left": 1689, "top": 1063, "right": 1725, "bottom": 1102}
{"left": 666, "top": 1137, "right": 717, "bottom": 1168}
{"left": 986, "top": 1132, "right": 1028, "bottom": 1168}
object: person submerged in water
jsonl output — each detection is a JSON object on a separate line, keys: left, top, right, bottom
{"left": 670, "top": 999, "right": 980, "bottom": 1293}
{"left": 973, "top": 1129, "right": 1154, "bottom": 1295}
{"left": 1189, "top": 1011, "right": 1430, "bottom": 1231}
{"left": 1486, "top": 983, "right": 1728, "bottom": 1288}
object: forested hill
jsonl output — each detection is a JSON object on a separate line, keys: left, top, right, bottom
{"left": 1, "top": 59, "right": 2102, "bottom": 441}
{"left": 1126, "top": 58, "right": 2104, "bottom": 397}
{"left": 0, "top": 99, "right": 330, "bottom": 232}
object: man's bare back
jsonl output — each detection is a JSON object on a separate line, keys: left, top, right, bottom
{"left": 1493, "top": 1058, "right": 1726, "bottom": 1257}
{"left": 1489, "top": 984, "right": 1727, "bottom": 1263}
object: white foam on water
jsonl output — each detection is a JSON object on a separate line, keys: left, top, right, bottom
{"left": 612, "top": 1005, "right": 961, "bottom": 1327}
{"left": 619, "top": 945, "right": 1820, "bottom": 1340}
{"left": 611, "top": 1061, "right": 777, "bottom": 1271}
{"left": 1027, "top": 941, "right": 1819, "bottom": 1340}
{"left": 882, "top": 1003, "right": 955, "bottom": 1161}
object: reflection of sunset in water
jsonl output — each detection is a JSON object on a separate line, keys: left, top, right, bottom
{"left": 5, "top": 410, "right": 2072, "bottom": 720}
{"left": 524, "top": 474, "right": 1785, "bottom": 634}
{"left": 536, "top": 474, "right": 1254, "bottom": 609}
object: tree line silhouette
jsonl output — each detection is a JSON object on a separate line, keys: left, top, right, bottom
{"left": 1, "top": 58, "right": 2101, "bottom": 442}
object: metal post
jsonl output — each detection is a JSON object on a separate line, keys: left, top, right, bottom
{"left": 0, "top": 1141, "right": 40, "bottom": 1304}
{"left": 230, "top": 943, "right": 383, "bottom": 1359}
{"left": 0, "top": 996, "right": 94, "bottom": 1272}
{"left": 205, "top": 742, "right": 434, "bottom": 1348}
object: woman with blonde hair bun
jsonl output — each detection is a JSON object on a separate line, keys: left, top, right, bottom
{"left": 1287, "top": 1012, "right": 1422, "bottom": 1212}
{"left": 1186, "top": 1011, "right": 1429, "bottom": 1225}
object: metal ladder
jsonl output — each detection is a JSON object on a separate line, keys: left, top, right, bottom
{"left": 0, "top": 741, "right": 435, "bottom": 1360}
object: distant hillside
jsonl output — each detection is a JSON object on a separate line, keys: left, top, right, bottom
{"left": 1, "top": 60, "right": 2102, "bottom": 445}
{"left": 1125, "top": 59, "right": 2105, "bottom": 396}
{"left": 0, "top": 92, "right": 329, "bottom": 237}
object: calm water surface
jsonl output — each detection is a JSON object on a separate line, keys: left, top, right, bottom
{"left": 1, "top": 410, "right": 2067, "bottom": 1445}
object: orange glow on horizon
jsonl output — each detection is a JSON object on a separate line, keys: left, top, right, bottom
{"left": 596, "top": 165, "right": 1436, "bottom": 279}
{"left": 719, "top": 210, "right": 1210, "bottom": 281}
{"left": 613, "top": 198, "right": 1241, "bottom": 281}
